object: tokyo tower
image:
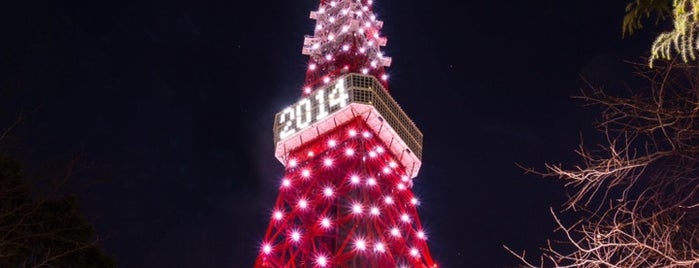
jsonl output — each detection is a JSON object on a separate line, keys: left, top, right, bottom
{"left": 255, "top": 0, "right": 436, "bottom": 267}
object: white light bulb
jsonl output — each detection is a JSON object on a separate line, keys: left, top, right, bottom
{"left": 323, "top": 187, "right": 333, "bottom": 197}
{"left": 299, "top": 199, "right": 308, "bottom": 209}
{"left": 367, "top": 40, "right": 374, "bottom": 46}
{"left": 375, "top": 146, "right": 384, "bottom": 153}
{"left": 302, "top": 169, "right": 311, "bottom": 178}
{"left": 371, "top": 60, "right": 378, "bottom": 68}
{"left": 367, "top": 177, "right": 377, "bottom": 186}
{"left": 390, "top": 227, "right": 400, "bottom": 237}
{"left": 352, "top": 203, "right": 363, "bottom": 214}
{"left": 389, "top": 161, "right": 397, "bottom": 168}
{"left": 381, "top": 74, "right": 388, "bottom": 81}
{"left": 410, "top": 248, "right": 420, "bottom": 257}
{"left": 342, "top": 25, "right": 349, "bottom": 32}
{"left": 324, "top": 158, "right": 333, "bottom": 166}
{"left": 359, "top": 28, "right": 365, "bottom": 34}
{"left": 345, "top": 148, "right": 355, "bottom": 156}
{"left": 328, "top": 139, "right": 337, "bottom": 147}
{"left": 355, "top": 239, "right": 366, "bottom": 250}
{"left": 308, "top": 151, "right": 314, "bottom": 157}
{"left": 350, "top": 175, "right": 360, "bottom": 184}
{"left": 411, "top": 197, "right": 419, "bottom": 205}
{"left": 304, "top": 87, "right": 312, "bottom": 94}
{"left": 401, "top": 175, "right": 410, "bottom": 182}
{"left": 370, "top": 206, "right": 380, "bottom": 215}
{"left": 321, "top": 218, "right": 331, "bottom": 228}
{"left": 376, "top": 51, "right": 383, "bottom": 57}
{"left": 289, "top": 159, "right": 297, "bottom": 167}
{"left": 309, "top": 63, "right": 316, "bottom": 70}
{"left": 328, "top": 16, "right": 335, "bottom": 23}
{"left": 325, "top": 54, "right": 332, "bottom": 60}
{"left": 401, "top": 214, "right": 410, "bottom": 223}
{"left": 342, "top": 9, "right": 349, "bottom": 15}
{"left": 312, "top": 43, "right": 320, "bottom": 49}
{"left": 317, "top": 256, "right": 328, "bottom": 267}
{"left": 397, "top": 183, "right": 406, "bottom": 190}
{"left": 291, "top": 231, "right": 301, "bottom": 242}
{"left": 281, "top": 178, "right": 291, "bottom": 188}
{"left": 273, "top": 211, "right": 284, "bottom": 220}
{"left": 365, "top": 21, "right": 371, "bottom": 27}
{"left": 417, "top": 231, "right": 426, "bottom": 239}
{"left": 374, "top": 242, "right": 385, "bottom": 252}
{"left": 369, "top": 151, "right": 377, "bottom": 158}
{"left": 330, "top": 1, "right": 336, "bottom": 7}
{"left": 323, "top": 76, "right": 331, "bottom": 83}
{"left": 327, "top": 34, "right": 334, "bottom": 40}
{"left": 374, "top": 32, "right": 380, "bottom": 39}
{"left": 384, "top": 196, "right": 393, "bottom": 204}
{"left": 348, "top": 129, "right": 357, "bottom": 136}
{"left": 370, "top": 14, "right": 376, "bottom": 21}
{"left": 316, "top": 24, "right": 323, "bottom": 30}
{"left": 263, "top": 244, "right": 272, "bottom": 254}
{"left": 362, "top": 6, "right": 368, "bottom": 11}
{"left": 359, "top": 47, "right": 366, "bottom": 53}
{"left": 342, "top": 44, "right": 350, "bottom": 51}
{"left": 383, "top": 167, "right": 391, "bottom": 173}
{"left": 361, "top": 68, "right": 369, "bottom": 74}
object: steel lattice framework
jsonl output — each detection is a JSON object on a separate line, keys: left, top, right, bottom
{"left": 255, "top": 0, "right": 437, "bottom": 267}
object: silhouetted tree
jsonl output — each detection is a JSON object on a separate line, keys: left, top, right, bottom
{"left": 0, "top": 127, "right": 115, "bottom": 267}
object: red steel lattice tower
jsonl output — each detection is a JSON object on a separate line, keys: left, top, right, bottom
{"left": 256, "top": 0, "right": 436, "bottom": 267}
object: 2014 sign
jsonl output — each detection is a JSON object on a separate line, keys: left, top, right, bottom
{"left": 278, "top": 79, "right": 349, "bottom": 140}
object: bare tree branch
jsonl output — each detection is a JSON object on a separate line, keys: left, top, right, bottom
{"left": 507, "top": 61, "right": 699, "bottom": 267}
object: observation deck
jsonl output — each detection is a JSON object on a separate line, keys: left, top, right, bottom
{"left": 273, "top": 73, "right": 423, "bottom": 178}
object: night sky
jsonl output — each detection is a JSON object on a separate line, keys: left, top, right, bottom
{"left": 0, "top": 0, "right": 660, "bottom": 267}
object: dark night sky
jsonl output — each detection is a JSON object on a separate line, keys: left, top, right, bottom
{"left": 0, "top": 0, "right": 660, "bottom": 267}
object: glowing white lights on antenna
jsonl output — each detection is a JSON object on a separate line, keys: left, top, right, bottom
{"left": 263, "top": 244, "right": 272, "bottom": 254}
{"left": 302, "top": 169, "right": 311, "bottom": 178}
{"left": 327, "top": 139, "right": 337, "bottom": 147}
{"left": 273, "top": 211, "right": 284, "bottom": 220}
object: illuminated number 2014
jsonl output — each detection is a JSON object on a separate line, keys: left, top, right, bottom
{"left": 277, "top": 79, "right": 350, "bottom": 140}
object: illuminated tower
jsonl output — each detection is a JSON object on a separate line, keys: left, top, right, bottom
{"left": 255, "top": 0, "right": 436, "bottom": 267}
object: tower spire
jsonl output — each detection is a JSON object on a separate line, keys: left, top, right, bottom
{"left": 256, "top": 1, "right": 437, "bottom": 267}
{"left": 301, "top": 0, "right": 391, "bottom": 95}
